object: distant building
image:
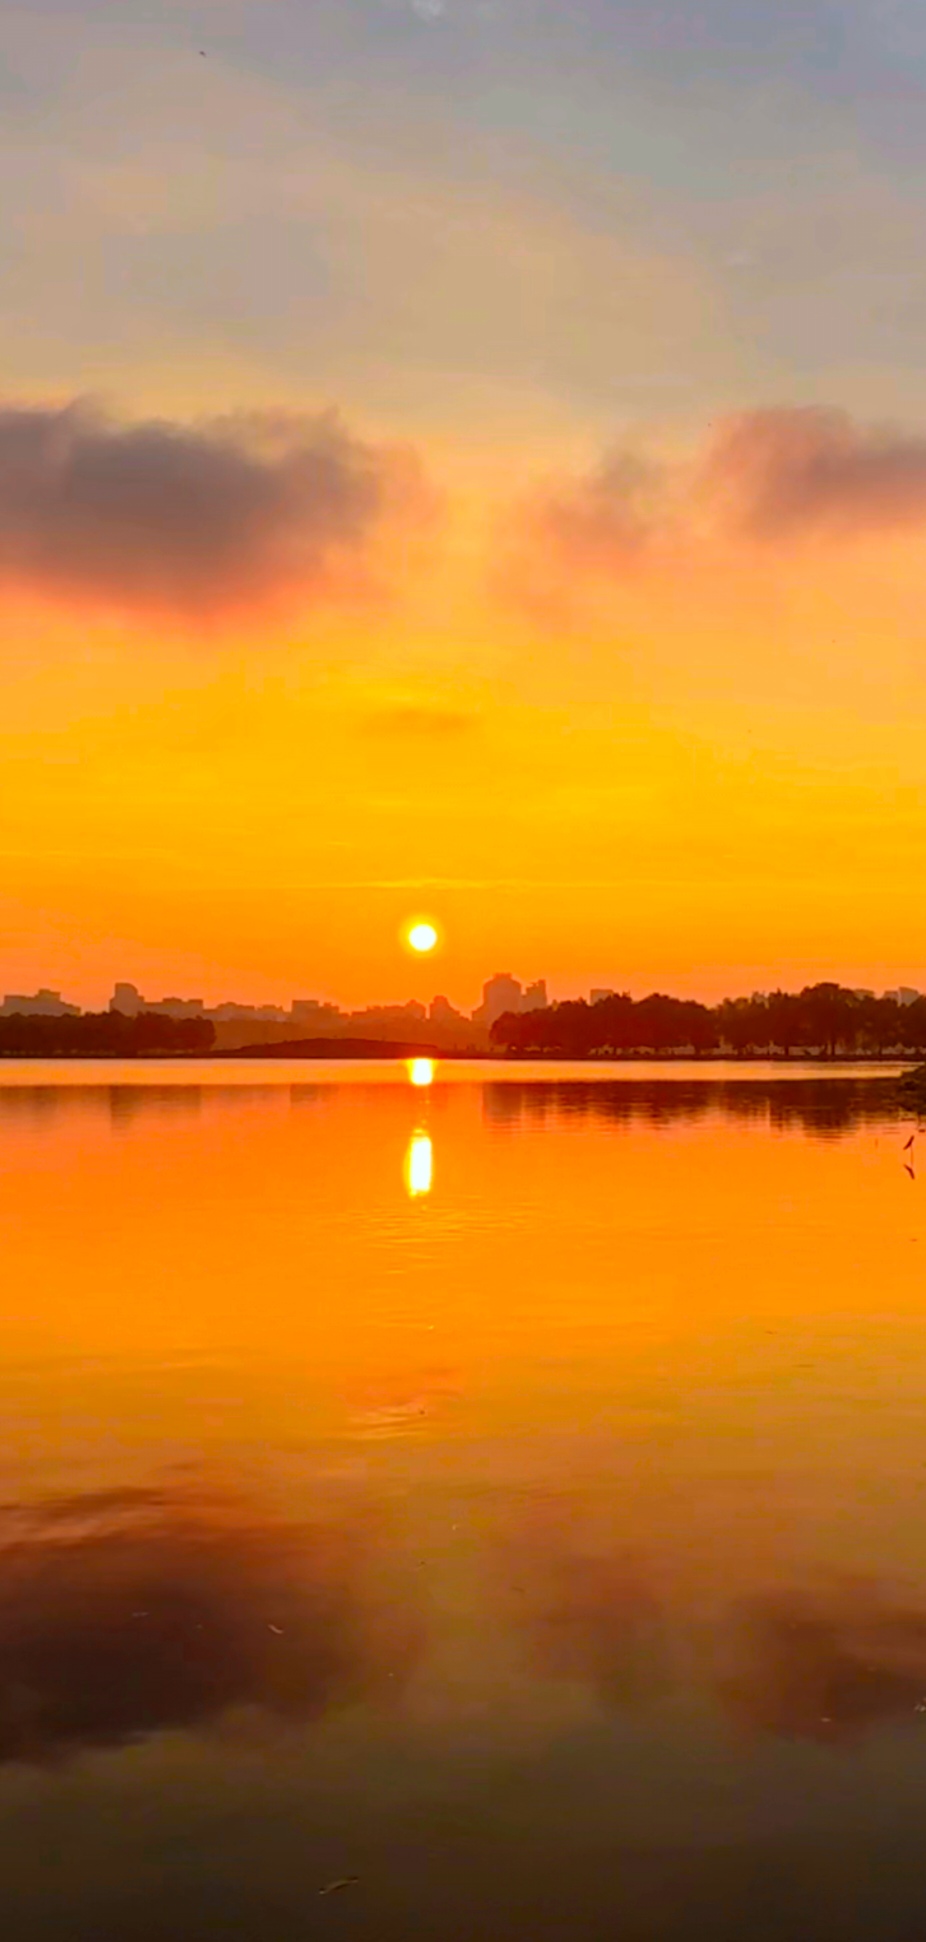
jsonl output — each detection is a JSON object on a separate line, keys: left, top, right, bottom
{"left": 590, "top": 988, "right": 616, "bottom": 1005}
{"left": 111, "top": 982, "right": 207, "bottom": 1018}
{"left": 0, "top": 988, "right": 80, "bottom": 1017}
{"left": 146, "top": 997, "right": 205, "bottom": 1019}
{"left": 210, "top": 1002, "right": 287, "bottom": 1022}
{"left": 429, "top": 994, "right": 465, "bottom": 1024}
{"left": 853, "top": 989, "right": 876, "bottom": 1001}
{"left": 110, "top": 982, "right": 143, "bottom": 1016}
{"left": 521, "top": 980, "right": 548, "bottom": 1013}
{"left": 885, "top": 988, "right": 921, "bottom": 1007}
{"left": 472, "top": 974, "right": 524, "bottom": 1027}
{"left": 291, "top": 999, "right": 338, "bottom": 1021}
{"left": 352, "top": 1001, "right": 427, "bottom": 1026}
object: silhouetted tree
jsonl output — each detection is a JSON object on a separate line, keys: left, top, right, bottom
{"left": 0, "top": 1012, "right": 215, "bottom": 1058}
{"left": 490, "top": 983, "right": 926, "bottom": 1061}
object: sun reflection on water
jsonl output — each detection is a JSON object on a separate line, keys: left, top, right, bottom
{"left": 405, "top": 1131, "right": 433, "bottom": 1197}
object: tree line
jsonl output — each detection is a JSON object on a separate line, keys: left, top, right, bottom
{"left": 490, "top": 984, "right": 926, "bottom": 1059}
{"left": 0, "top": 1012, "right": 216, "bottom": 1058}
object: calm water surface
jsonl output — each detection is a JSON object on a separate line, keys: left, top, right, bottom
{"left": 2, "top": 1059, "right": 924, "bottom": 1940}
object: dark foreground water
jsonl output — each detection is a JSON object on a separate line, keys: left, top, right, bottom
{"left": 1, "top": 1059, "right": 924, "bottom": 1941}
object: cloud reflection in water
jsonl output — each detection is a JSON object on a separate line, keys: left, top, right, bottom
{"left": 717, "top": 1584, "right": 926, "bottom": 1745}
{"left": 0, "top": 1486, "right": 423, "bottom": 1765}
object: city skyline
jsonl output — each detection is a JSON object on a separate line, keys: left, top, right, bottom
{"left": 3, "top": 970, "right": 922, "bottom": 1025}
{"left": 0, "top": 969, "right": 550, "bottom": 1036}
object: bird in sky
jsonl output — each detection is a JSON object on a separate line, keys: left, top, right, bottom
{"left": 903, "top": 1133, "right": 916, "bottom": 1152}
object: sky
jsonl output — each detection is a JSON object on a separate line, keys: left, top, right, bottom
{"left": 2, "top": 0, "right": 926, "bottom": 1009}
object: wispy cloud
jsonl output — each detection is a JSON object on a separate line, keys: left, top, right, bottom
{"left": 703, "top": 406, "right": 926, "bottom": 537}
{"left": 362, "top": 703, "right": 480, "bottom": 738}
{"left": 505, "top": 405, "right": 926, "bottom": 614}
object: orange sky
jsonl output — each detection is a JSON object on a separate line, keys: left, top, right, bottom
{"left": 2, "top": 2, "right": 926, "bottom": 1009}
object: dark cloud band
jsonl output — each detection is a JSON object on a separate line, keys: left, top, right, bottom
{"left": 0, "top": 400, "right": 427, "bottom": 619}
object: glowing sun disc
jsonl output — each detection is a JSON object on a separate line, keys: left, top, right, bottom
{"left": 408, "top": 922, "right": 438, "bottom": 954}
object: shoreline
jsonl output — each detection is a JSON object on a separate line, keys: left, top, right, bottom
{"left": 0, "top": 1048, "right": 919, "bottom": 1066}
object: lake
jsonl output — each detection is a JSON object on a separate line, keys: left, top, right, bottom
{"left": 1, "top": 1058, "right": 924, "bottom": 1940}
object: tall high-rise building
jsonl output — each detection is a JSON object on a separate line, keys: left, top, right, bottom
{"left": 110, "top": 982, "right": 143, "bottom": 1015}
{"left": 521, "top": 980, "right": 548, "bottom": 1013}
{"left": 473, "top": 973, "right": 524, "bottom": 1026}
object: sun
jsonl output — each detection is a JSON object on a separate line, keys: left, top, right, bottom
{"left": 407, "top": 920, "right": 439, "bottom": 954}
